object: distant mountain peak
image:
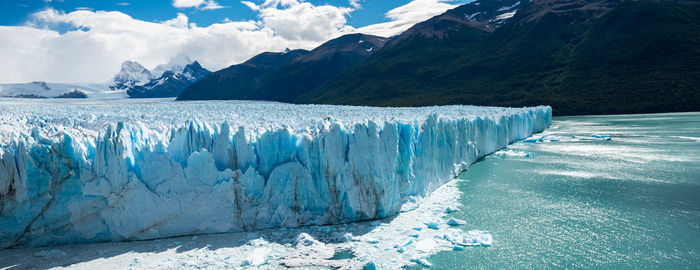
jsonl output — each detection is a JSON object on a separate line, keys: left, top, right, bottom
{"left": 180, "top": 61, "right": 210, "bottom": 82}
{"left": 151, "top": 55, "right": 194, "bottom": 77}
{"left": 187, "top": 60, "right": 202, "bottom": 69}
{"left": 126, "top": 58, "right": 211, "bottom": 98}
{"left": 110, "top": 61, "right": 152, "bottom": 90}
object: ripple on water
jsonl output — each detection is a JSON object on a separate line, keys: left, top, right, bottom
{"left": 426, "top": 112, "right": 700, "bottom": 269}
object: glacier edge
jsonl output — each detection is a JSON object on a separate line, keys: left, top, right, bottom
{"left": 0, "top": 104, "right": 551, "bottom": 248}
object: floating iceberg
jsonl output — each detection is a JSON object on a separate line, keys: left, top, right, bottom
{"left": 577, "top": 134, "right": 612, "bottom": 141}
{"left": 522, "top": 134, "right": 560, "bottom": 143}
{"left": 442, "top": 229, "right": 493, "bottom": 246}
{"left": 494, "top": 149, "right": 535, "bottom": 158}
{"left": 446, "top": 218, "right": 467, "bottom": 226}
{"left": 0, "top": 100, "right": 551, "bottom": 248}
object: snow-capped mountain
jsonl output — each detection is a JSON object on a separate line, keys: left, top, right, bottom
{"left": 106, "top": 57, "right": 211, "bottom": 98}
{"left": 150, "top": 55, "right": 193, "bottom": 78}
{"left": 127, "top": 61, "right": 211, "bottom": 98}
{"left": 1, "top": 56, "right": 209, "bottom": 99}
{"left": 109, "top": 61, "right": 153, "bottom": 90}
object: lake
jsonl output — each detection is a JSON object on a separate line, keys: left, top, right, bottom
{"left": 427, "top": 112, "right": 700, "bottom": 269}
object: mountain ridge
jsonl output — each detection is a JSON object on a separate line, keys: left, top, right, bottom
{"left": 176, "top": 0, "right": 700, "bottom": 116}
{"left": 177, "top": 33, "right": 388, "bottom": 102}
{"left": 308, "top": 0, "right": 700, "bottom": 115}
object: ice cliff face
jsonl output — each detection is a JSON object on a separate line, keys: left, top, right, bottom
{"left": 0, "top": 101, "right": 551, "bottom": 248}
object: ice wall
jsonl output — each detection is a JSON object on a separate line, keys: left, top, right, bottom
{"left": 0, "top": 101, "right": 551, "bottom": 248}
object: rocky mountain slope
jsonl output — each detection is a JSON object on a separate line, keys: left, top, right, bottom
{"left": 309, "top": 0, "right": 700, "bottom": 115}
{"left": 177, "top": 34, "right": 388, "bottom": 102}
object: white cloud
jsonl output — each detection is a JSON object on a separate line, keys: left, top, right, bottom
{"left": 349, "top": 0, "right": 361, "bottom": 9}
{"left": 172, "top": 0, "right": 204, "bottom": 8}
{"left": 0, "top": 0, "right": 465, "bottom": 83}
{"left": 0, "top": 3, "right": 353, "bottom": 83}
{"left": 116, "top": 2, "right": 130, "bottom": 6}
{"left": 201, "top": 1, "right": 225, "bottom": 10}
{"left": 172, "top": 0, "right": 224, "bottom": 10}
{"left": 243, "top": 0, "right": 355, "bottom": 41}
{"left": 358, "top": 0, "right": 461, "bottom": 37}
{"left": 162, "top": 13, "right": 192, "bottom": 28}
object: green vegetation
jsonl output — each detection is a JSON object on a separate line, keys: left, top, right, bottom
{"left": 309, "top": 0, "right": 700, "bottom": 115}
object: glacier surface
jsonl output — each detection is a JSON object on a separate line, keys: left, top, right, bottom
{"left": 0, "top": 99, "right": 551, "bottom": 248}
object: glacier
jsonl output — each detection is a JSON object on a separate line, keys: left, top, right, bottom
{"left": 0, "top": 99, "right": 551, "bottom": 248}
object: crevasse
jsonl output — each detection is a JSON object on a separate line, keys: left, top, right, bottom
{"left": 0, "top": 102, "right": 551, "bottom": 248}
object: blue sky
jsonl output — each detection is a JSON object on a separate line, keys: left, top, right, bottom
{"left": 1, "top": 0, "right": 434, "bottom": 28}
{"left": 0, "top": 0, "right": 469, "bottom": 83}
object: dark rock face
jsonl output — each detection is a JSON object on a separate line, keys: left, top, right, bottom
{"left": 30, "top": 81, "right": 51, "bottom": 91}
{"left": 55, "top": 90, "right": 88, "bottom": 98}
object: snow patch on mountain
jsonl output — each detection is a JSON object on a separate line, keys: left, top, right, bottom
{"left": 498, "top": 1, "right": 521, "bottom": 11}
{"left": 466, "top": 12, "right": 481, "bottom": 20}
{"left": 495, "top": 10, "right": 517, "bottom": 20}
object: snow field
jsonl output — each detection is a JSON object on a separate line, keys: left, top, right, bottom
{"left": 0, "top": 100, "right": 551, "bottom": 249}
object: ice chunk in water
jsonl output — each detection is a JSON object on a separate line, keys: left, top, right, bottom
{"left": 241, "top": 247, "right": 269, "bottom": 266}
{"left": 410, "top": 257, "right": 433, "bottom": 267}
{"left": 443, "top": 229, "right": 493, "bottom": 246}
{"left": 523, "top": 135, "right": 559, "bottom": 143}
{"left": 494, "top": 149, "right": 535, "bottom": 158}
{"left": 445, "top": 207, "right": 460, "bottom": 213}
{"left": 446, "top": 218, "right": 467, "bottom": 226}
{"left": 425, "top": 221, "right": 440, "bottom": 230}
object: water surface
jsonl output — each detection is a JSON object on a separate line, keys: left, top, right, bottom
{"left": 430, "top": 112, "right": 700, "bottom": 269}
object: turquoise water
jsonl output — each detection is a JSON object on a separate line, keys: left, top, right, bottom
{"left": 430, "top": 113, "right": 700, "bottom": 269}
